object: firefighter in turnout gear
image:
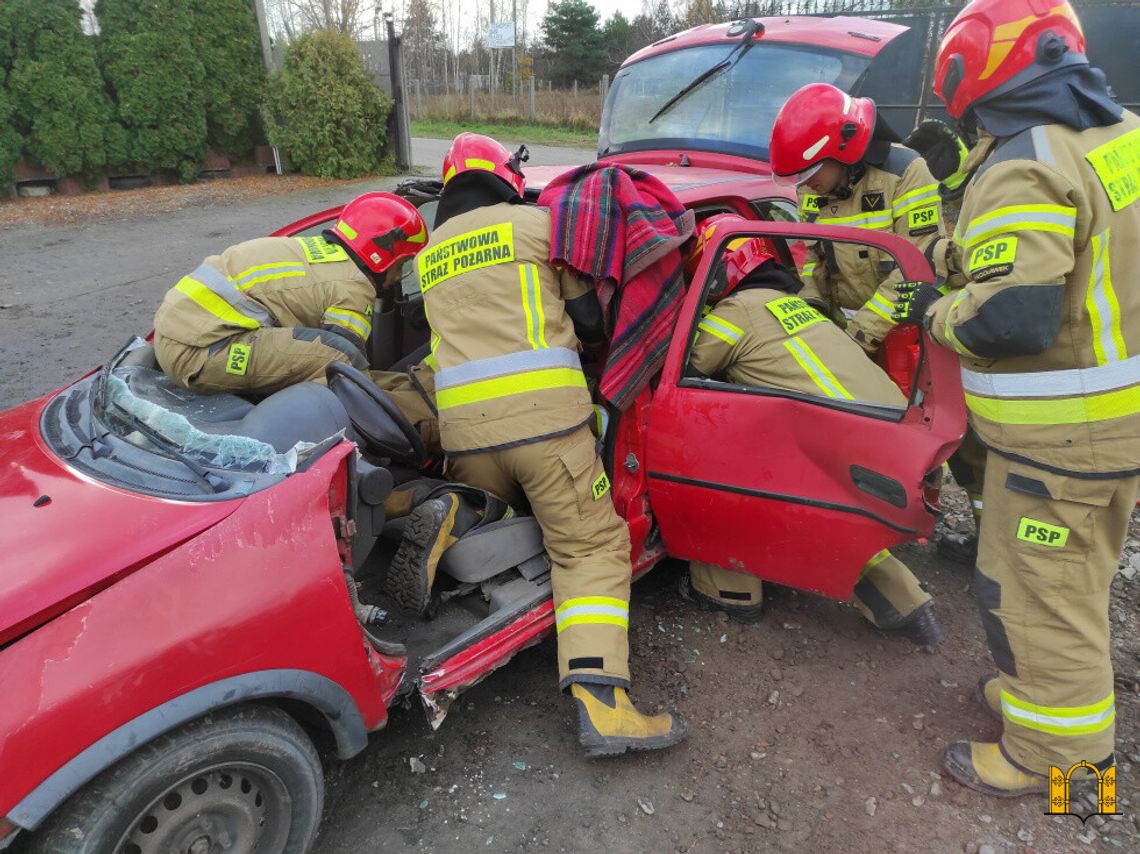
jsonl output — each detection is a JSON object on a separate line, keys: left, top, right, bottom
{"left": 769, "top": 83, "right": 946, "bottom": 353}
{"left": 894, "top": 0, "right": 1140, "bottom": 797}
{"left": 154, "top": 192, "right": 427, "bottom": 395}
{"left": 405, "top": 133, "right": 686, "bottom": 757}
{"left": 682, "top": 219, "right": 944, "bottom": 647}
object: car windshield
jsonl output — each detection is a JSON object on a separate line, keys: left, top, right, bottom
{"left": 600, "top": 42, "right": 870, "bottom": 161}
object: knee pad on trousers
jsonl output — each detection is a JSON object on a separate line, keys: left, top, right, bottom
{"left": 974, "top": 567, "right": 1018, "bottom": 677}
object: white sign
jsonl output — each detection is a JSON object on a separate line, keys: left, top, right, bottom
{"left": 487, "top": 22, "right": 515, "bottom": 49}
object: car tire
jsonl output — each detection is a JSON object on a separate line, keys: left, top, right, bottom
{"left": 27, "top": 704, "right": 323, "bottom": 854}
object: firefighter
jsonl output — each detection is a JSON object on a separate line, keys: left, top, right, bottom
{"left": 768, "top": 83, "right": 946, "bottom": 353}
{"left": 154, "top": 192, "right": 427, "bottom": 396}
{"left": 394, "top": 132, "right": 686, "bottom": 757}
{"left": 680, "top": 218, "right": 943, "bottom": 647}
{"left": 894, "top": 0, "right": 1139, "bottom": 797}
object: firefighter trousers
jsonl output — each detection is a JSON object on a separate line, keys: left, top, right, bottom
{"left": 975, "top": 453, "right": 1139, "bottom": 772}
{"left": 690, "top": 549, "right": 929, "bottom": 628}
{"left": 948, "top": 426, "right": 988, "bottom": 522}
{"left": 155, "top": 327, "right": 367, "bottom": 396}
{"left": 447, "top": 424, "right": 632, "bottom": 689}
{"left": 368, "top": 369, "right": 441, "bottom": 456}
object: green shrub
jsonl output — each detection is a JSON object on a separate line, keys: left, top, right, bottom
{"left": 264, "top": 29, "right": 392, "bottom": 179}
{"left": 191, "top": 0, "right": 266, "bottom": 158}
{"left": 0, "top": 83, "right": 21, "bottom": 187}
{"left": 0, "top": 0, "right": 116, "bottom": 180}
{"left": 96, "top": 1, "right": 207, "bottom": 182}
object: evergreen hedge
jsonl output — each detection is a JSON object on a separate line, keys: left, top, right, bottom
{"left": 264, "top": 29, "right": 392, "bottom": 179}
{"left": 191, "top": 0, "right": 266, "bottom": 158}
{"left": 0, "top": 83, "right": 20, "bottom": 187}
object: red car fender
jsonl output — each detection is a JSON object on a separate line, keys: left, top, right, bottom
{"left": 0, "top": 446, "right": 405, "bottom": 831}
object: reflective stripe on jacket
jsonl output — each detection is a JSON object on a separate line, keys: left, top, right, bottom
{"left": 927, "top": 112, "right": 1140, "bottom": 476}
{"left": 688, "top": 289, "right": 906, "bottom": 408}
{"left": 418, "top": 202, "right": 594, "bottom": 453}
{"left": 797, "top": 146, "right": 945, "bottom": 349}
{"left": 154, "top": 236, "right": 375, "bottom": 349}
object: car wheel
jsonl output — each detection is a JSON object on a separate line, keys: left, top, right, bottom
{"left": 29, "top": 705, "right": 323, "bottom": 854}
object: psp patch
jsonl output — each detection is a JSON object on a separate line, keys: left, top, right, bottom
{"left": 591, "top": 472, "right": 611, "bottom": 501}
{"left": 907, "top": 206, "right": 940, "bottom": 236}
{"left": 225, "top": 343, "right": 251, "bottom": 376}
{"left": 800, "top": 194, "right": 824, "bottom": 216}
{"left": 1016, "top": 516, "right": 1069, "bottom": 548}
{"left": 968, "top": 236, "right": 1018, "bottom": 281}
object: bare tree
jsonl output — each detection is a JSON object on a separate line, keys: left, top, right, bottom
{"left": 269, "top": 0, "right": 376, "bottom": 37}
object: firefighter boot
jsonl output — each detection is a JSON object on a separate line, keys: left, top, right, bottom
{"left": 893, "top": 601, "right": 945, "bottom": 647}
{"left": 385, "top": 493, "right": 462, "bottom": 616}
{"left": 938, "top": 530, "right": 979, "bottom": 566}
{"left": 976, "top": 673, "right": 1001, "bottom": 719}
{"left": 382, "top": 477, "right": 447, "bottom": 519}
{"left": 571, "top": 683, "right": 688, "bottom": 759}
{"left": 943, "top": 742, "right": 1050, "bottom": 798}
{"left": 679, "top": 562, "right": 764, "bottom": 624}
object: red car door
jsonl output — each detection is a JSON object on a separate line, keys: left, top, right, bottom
{"left": 645, "top": 220, "right": 965, "bottom": 601}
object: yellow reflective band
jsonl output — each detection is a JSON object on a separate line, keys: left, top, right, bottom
{"left": 336, "top": 219, "right": 358, "bottom": 241}
{"left": 1085, "top": 125, "right": 1140, "bottom": 212}
{"left": 944, "top": 290, "right": 980, "bottom": 358}
{"left": 892, "top": 183, "right": 940, "bottom": 216}
{"left": 324, "top": 307, "right": 372, "bottom": 340}
{"left": 519, "top": 263, "right": 548, "bottom": 349}
{"left": 1001, "top": 690, "right": 1115, "bottom": 736}
{"left": 968, "top": 236, "right": 1019, "bottom": 274}
{"left": 816, "top": 210, "right": 893, "bottom": 229}
{"left": 1086, "top": 230, "right": 1127, "bottom": 366}
{"left": 225, "top": 343, "right": 251, "bottom": 375}
{"left": 175, "top": 276, "right": 261, "bottom": 329}
{"left": 906, "top": 206, "right": 940, "bottom": 230}
{"left": 418, "top": 223, "right": 515, "bottom": 292}
{"left": 297, "top": 235, "right": 349, "bottom": 264}
{"left": 464, "top": 157, "right": 496, "bottom": 172}
{"left": 443, "top": 164, "right": 457, "bottom": 185}
{"left": 555, "top": 595, "right": 629, "bottom": 634}
{"left": 697, "top": 314, "right": 744, "bottom": 347}
{"left": 958, "top": 203, "right": 1076, "bottom": 249}
{"left": 864, "top": 292, "right": 897, "bottom": 324}
{"left": 864, "top": 549, "right": 891, "bottom": 570}
{"left": 784, "top": 336, "right": 854, "bottom": 400}
{"left": 407, "top": 221, "right": 428, "bottom": 244}
{"left": 236, "top": 270, "right": 307, "bottom": 290}
{"left": 764, "top": 295, "right": 825, "bottom": 335}
{"left": 1016, "top": 516, "right": 1069, "bottom": 548}
{"left": 964, "top": 384, "right": 1140, "bottom": 425}
{"left": 435, "top": 366, "right": 587, "bottom": 410}
{"left": 801, "top": 261, "right": 817, "bottom": 276}
{"left": 591, "top": 471, "right": 611, "bottom": 500}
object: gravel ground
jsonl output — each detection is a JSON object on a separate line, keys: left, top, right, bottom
{"left": 1, "top": 174, "right": 1136, "bottom": 854}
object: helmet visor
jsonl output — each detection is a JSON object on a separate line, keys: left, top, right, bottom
{"left": 773, "top": 161, "right": 822, "bottom": 188}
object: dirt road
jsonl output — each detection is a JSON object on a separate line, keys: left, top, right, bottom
{"left": 0, "top": 175, "right": 1136, "bottom": 853}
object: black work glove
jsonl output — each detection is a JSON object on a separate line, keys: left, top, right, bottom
{"left": 892, "top": 281, "right": 942, "bottom": 326}
{"left": 904, "top": 119, "right": 969, "bottom": 190}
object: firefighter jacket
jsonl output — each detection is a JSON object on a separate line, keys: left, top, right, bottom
{"left": 927, "top": 111, "right": 1140, "bottom": 477}
{"left": 154, "top": 236, "right": 375, "bottom": 352}
{"left": 799, "top": 146, "right": 945, "bottom": 350}
{"left": 417, "top": 201, "right": 596, "bottom": 454}
{"left": 689, "top": 287, "right": 905, "bottom": 408}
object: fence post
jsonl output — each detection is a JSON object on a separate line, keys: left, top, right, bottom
{"left": 415, "top": 80, "right": 423, "bottom": 121}
{"left": 528, "top": 76, "right": 536, "bottom": 122}
{"left": 573, "top": 79, "right": 578, "bottom": 98}
{"left": 469, "top": 76, "right": 477, "bottom": 122}
{"left": 600, "top": 74, "right": 609, "bottom": 111}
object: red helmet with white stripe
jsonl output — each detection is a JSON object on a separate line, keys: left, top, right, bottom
{"left": 327, "top": 192, "right": 428, "bottom": 276}
{"left": 685, "top": 214, "right": 778, "bottom": 299}
{"left": 769, "top": 83, "right": 875, "bottom": 185}
{"left": 442, "top": 132, "right": 527, "bottom": 197}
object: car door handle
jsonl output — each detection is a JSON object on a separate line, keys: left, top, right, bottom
{"left": 849, "top": 465, "right": 907, "bottom": 509}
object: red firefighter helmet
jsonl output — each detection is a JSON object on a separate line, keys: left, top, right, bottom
{"left": 685, "top": 214, "right": 777, "bottom": 299}
{"left": 769, "top": 83, "right": 875, "bottom": 183}
{"left": 934, "top": 0, "right": 1086, "bottom": 120}
{"left": 327, "top": 192, "right": 428, "bottom": 276}
{"left": 442, "top": 132, "right": 527, "bottom": 197}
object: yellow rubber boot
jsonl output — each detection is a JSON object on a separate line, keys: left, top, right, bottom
{"left": 943, "top": 741, "right": 1048, "bottom": 798}
{"left": 976, "top": 674, "right": 1001, "bottom": 719}
{"left": 570, "top": 683, "right": 687, "bottom": 758}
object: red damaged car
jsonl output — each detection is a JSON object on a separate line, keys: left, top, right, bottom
{"left": 0, "top": 16, "right": 964, "bottom": 854}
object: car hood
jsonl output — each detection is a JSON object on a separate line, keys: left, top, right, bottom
{"left": 0, "top": 395, "right": 241, "bottom": 647}
{"left": 525, "top": 155, "right": 786, "bottom": 209}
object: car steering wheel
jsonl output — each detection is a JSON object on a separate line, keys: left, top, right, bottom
{"left": 325, "top": 362, "right": 427, "bottom": 464}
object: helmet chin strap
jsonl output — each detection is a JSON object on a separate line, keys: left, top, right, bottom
{"left": 827, "top": 163, "right": 865, "bottom": 201}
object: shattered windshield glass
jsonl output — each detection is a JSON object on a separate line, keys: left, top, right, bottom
{"left": 600, "top": 43, "right": 868, "bottom": 160}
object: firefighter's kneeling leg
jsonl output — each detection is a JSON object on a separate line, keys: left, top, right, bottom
{"left": 369, "top": 369, "right": 441, "bottom": 455}
{"left": 852, "top": 550, "right": 942, "bottom": 646}
{"left": 975, "top": 454, "right": 1135, "bottom": 774}
{"left": 683, "top": 562, "right": 764, "bottom": 622}
{"left": 188, "top": 327, "right": 367, "bottom": 396}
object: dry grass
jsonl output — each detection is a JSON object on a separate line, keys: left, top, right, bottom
{"left": 411, "top": 88, "right": 604, "bottom": 132}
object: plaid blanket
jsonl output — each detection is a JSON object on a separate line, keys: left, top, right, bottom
{"left": 537, "top": 164, "right": 694, "bottom": 411}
